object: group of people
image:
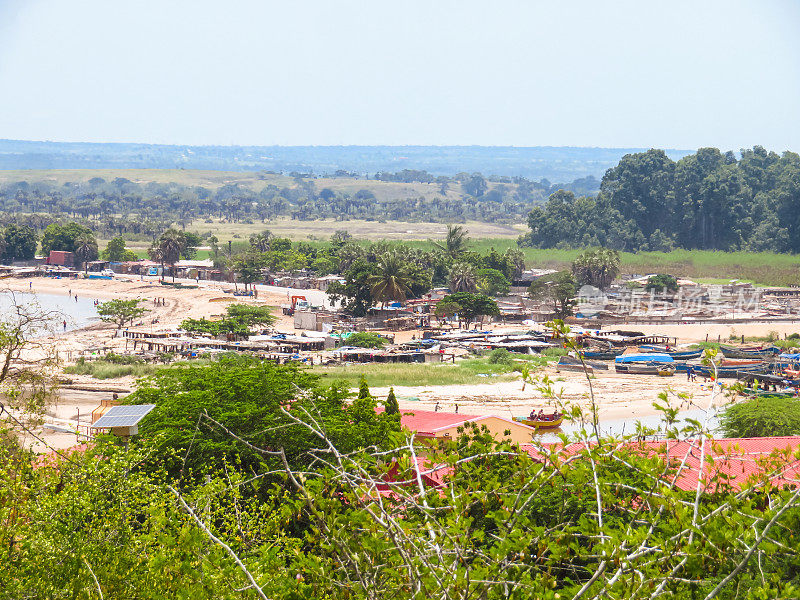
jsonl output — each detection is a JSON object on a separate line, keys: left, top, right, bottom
{"left": 528, "top": 409, "right": 559, "bottom": 422}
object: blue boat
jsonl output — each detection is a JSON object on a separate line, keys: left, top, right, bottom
{"left": 639, "top": 345, "right": 702, "bottom": 360}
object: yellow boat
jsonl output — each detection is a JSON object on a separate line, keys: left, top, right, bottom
{"left": 513, "top": 414, "right": 564, "bottom": 429}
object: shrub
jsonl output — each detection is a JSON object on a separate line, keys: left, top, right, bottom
{"left": 488, "top": 348, "right": 512, "bottom": 365}
{"left": 644, "top": 274, "right": 678, "bottom": 292}
{"left": 720, "top": 396, "right": 800, "bottom": 438}
{"left": 346, "top": 332, "right": 387, "bottom": 349}
{"left": 542, "top": 347, "right": 568, "bottom": 358}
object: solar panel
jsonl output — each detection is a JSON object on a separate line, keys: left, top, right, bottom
{"left": 92, "top": 404, "right": 156, "bottom": 429}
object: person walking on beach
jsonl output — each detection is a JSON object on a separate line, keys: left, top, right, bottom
{"left": 62, "top": 320, "right": 67, "bottom": 331}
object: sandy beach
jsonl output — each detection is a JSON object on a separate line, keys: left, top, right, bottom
{"left": 2, "top": 275, "right": 785, "bottom": 451}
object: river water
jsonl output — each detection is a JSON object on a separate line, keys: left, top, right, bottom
{"left": 0, "top": 290, "right": 99, "bottom": 332}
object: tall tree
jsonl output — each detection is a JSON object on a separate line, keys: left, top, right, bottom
{"left": 448, "top": 262, "right": 477, "bottom": 293}
{"left": 155, "top": 228, "right": 186, "bottom": 282}
{"left": 529, "top": 271, "right": 578, "bottom": 318}
{"left": 384, "top": 387, "right": 399, "bottom": 415}
{"left": 232, "top": 251, "right": 266, "bottom": 291}
{"left": 73, "top": 233, "right": 96, "bottom": 273}
{"left": 437, "top": 292, "right": 499, "bottom": 328}
{"left": 368, "top": 252, "right": 412, "bottom": 305}
{"left": 1, "top": 225, "right": 37, "bottom": 263}
{"left": 434, "top": 225, "right": 469, "bottom": 258}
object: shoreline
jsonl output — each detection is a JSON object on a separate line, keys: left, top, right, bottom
{"left": 0, "top": 275, "right": 775, "bottom": 452}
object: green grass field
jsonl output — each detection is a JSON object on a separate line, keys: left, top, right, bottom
{"left": 404, "top": 239, "right": 800, "bottom": 287}
{"left": 309, "top": 355, "right": 550, "bottom": 388}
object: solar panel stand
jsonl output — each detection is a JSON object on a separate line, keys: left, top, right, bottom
{"left": 90, "top": 404, "right": 155, "bottom": 441}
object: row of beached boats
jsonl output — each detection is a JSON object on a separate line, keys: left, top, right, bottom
{"left": 572, "top": 342, "right": 800, "bottom": 383}
{"left": 516, "top": 346, "right": 797, "bottom": 432}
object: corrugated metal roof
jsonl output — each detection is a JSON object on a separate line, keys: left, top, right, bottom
{"left": 522, "top": 436, "right": 800, "bottom": 492}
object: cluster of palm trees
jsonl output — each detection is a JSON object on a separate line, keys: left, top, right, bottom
{"left": 366, "top": 225, "right": 485, "bottom": 304}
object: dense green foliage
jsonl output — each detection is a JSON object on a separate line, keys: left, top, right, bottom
{"left": 645, "top": 273, "right": 679, "bottom": 292}
{"left": 571, "top": 247, "right": 620, "bottom": 290}
{"left": 436, "top": 292, "right": 499, "bottom": 327}
{"left": 40, "top": 221, "right": 98, "bottom": 261}
{"left": 0, "top": 224, "right": 37, "bottom": 262}
{"left": 181, "top": 304, "right": 276, "bottom": 336}
{"left": 384, "top": 386, "right": 399, "bottom": 414}
{"left": 345, "top": 331, "right": 388, "bottom": 348}
{"left": 127, "top": 357, "right": 401, "bottom": 479}
{"left": 101, "top": 236, "right": 138, "bottom": 261}
{"left": 523, "top": 146, "right": 800, "bottom": 252}
{"left": 3, "top": 409, "right": 800, "bottom": 598}
{"left": 720, "top": 395, "right": 800, "bottom": 438}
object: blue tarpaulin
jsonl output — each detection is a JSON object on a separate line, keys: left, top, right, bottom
{"left": 615, "top": 354, "right": 674, "bottom": 364}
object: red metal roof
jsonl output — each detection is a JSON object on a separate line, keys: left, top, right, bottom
{"left": 522, "top": 436, "right": 800, "bottom": 492}
{"left": 377, "top": 407, "right": 532, "bottom": 437}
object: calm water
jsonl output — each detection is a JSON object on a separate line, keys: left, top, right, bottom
{"left": 0, "top": 291, "right": 99, "bottom": 332}
{"left": 537, "top": 408, "right": 722, "bottom": 443}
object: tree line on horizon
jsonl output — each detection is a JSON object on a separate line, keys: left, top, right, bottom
{"left": 0, "top": 170, "right": 598, "bottom": 235}
{"left": 521, "top": 146, "right": 800, "bottom": 253}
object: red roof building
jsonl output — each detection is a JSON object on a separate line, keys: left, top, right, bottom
{"left": 522, "top": 436, "right": 800, "bottom": 492}
{"left": 379, "top": 407, "right": 539, "bottom": 444}
{"left": 46, "top": 250, "right": 74, "bottom": 267}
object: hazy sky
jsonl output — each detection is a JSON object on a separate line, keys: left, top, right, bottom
{"left": 0, "top": 0, "right": 798, "bottom": 151}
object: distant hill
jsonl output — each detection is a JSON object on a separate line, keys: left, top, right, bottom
{"left": 0, "top": 139, "right": 693, "bottom": 182}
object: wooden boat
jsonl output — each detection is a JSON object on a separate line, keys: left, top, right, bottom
{"left": 720, "top": 358, "right": 766, "bottom": 368}
{"left": 582, "top": 349, "right": 624, "bottom": 360}
{"left": 556, "top": 355, "right": 609, "bottom": 372}
{"left": 513, "top": 414, "right": 564, "bottom": 429}
{"left": 639, "top": 345, "right": 702, "bottom": 359}
{"left": 616, "top": 363, "right": 676, "bottom": 376}
{"left": 719, "top": 345, "right": 780, "bottom": 359}
{"left": 694, "top": 365, "right": 767, "bottom": 379}
{"left": 557, "top": 362, "right": 593, "bottom": 374}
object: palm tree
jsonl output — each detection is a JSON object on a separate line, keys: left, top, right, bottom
{"left": 571, "top": 248, "right": 620, "bottom": 290}
{"left": 368, "top": 252, "right": 412, "bottom": 306}
{"left": 157, "top": 228, "right": 185, "bottom": 282}
{"left": 448, "top": 262, "right": 477, "bottom": 293}
{"left": 433, "top": 224, "right": 469, "bottom": 258}
{"left": 147, "top": 244, "right": 165, "bottom": 279}
{"left": 73, "top": 234, "right": 96, "bottom": 274}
